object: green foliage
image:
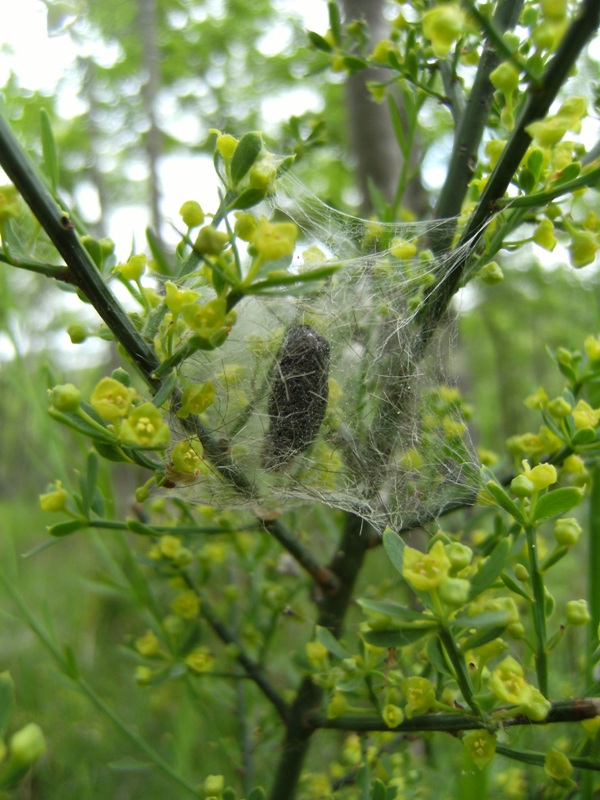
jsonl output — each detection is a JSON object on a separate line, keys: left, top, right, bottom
{"left": 1, "top": 0, "right": 600, "bottom": 798}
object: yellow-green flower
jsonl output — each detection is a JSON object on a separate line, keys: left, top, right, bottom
{"left": 114, "top": 253, "right": 146, "bottom": 282}
{"left": 171, "top": 590, "right": 201, "bottom": 620}
{"left": 306, "top": 640, "right": 329, "bottom": 668}
{"left": 489, "top": 656, "right": 526, "bottom": 704}
{"left": 164, "top": 282, "right": 200, "bottom": 316}
{"left": 584, "top": 335, "right": 600, "bottom": 362}
{"left": 422, "top": 3, "right": 467, "bottom": 57}
{"left": 120, "top": 402, "right": 170, "bottom": 448}
{"left": 402, "top": 540, "right": 450, "bottom": 592}
{"left": 572, "top": 399, "right": 600, "bottom": 429}
{"left": 181, "top": 297, "right": 227, "bottom": 339}
{"left": 327, "top": 693, "right": 350, "bottom": 719}
{"left": 252, "top": 217, "right": 298, "bottom": 261}
{"left": 91, "top": 377, "right": 137, "bottom": 422}
{"left": 185, "top": 646, "right": 215, "bottom": 673}
{"left": 382, "top": 703, "right": 404, "bottom": 728}
{"left": 135, "top": 629, "right": 160, "bottom": 657}
{"left": 159, "top": 535, "right": 183, "bottom": 559}
{"left": 463, "top": 729, "right": 496, "bottom": 769}
{"left": 569, "top": 229, "right": 599, "bottom": 268}
{"left": 39, "top": 481, "right": 68, "bottom": 512}
{"left": 176, "top": 381, "right": 216, "bottom": 419}
{"left": 489, "top": 657, "right": 550, "bottom": 720}
{"left": 544, "top": 747, "right": 573, "bottom": 783}
{"left": 194, "top": 225, "right": 229, "bottom": 256}
{"left": 403, "top": 676, "right": 436, "bottom": 718}
{"left": 533, "top": 218, "right": 557, "bottom": 252}
{"left": 520, "top": 460, "right": 557, "bottom": 491}
{"left": 170, "top": 439, "right": 205, "bottom": 476}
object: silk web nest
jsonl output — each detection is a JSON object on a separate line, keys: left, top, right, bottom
{"left": 167, "top": 174, "right": 481, "bottom": 533}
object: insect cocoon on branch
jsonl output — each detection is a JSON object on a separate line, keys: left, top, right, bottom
{"left": 262, "top": 325, "right": 330, "bottom": 470}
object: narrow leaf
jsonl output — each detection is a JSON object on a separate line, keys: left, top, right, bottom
{"left": 328, "top": 1, "right": 341, "bottom": 45}
{"left": 382, "top": 528, "right": 405, "bottom": 575}
{"left": 307, "top": 30, "right": 333, "bottom": 52}
{"left": 532, "top": 487, "right": 584, "bottom": 522}
{"left": 357, "top": 598, "right": 430, "bottom": 625}
{"left": 152, "top": 370, "right": 177, "bottom": 409}
{"left": 460, "top": 624, "right": 508, "bottom": 651}
{"left": 363, "top": 627, "right": 435, "bottom": 648}
{"left": 484, "top": 479, "right": 526, "bottom": 524}
{"left": 468, "top": 537, "right": 511, "bottom": 600}
{"left": 230, "top": 132, "right": 262, "bottom": 186}
{"left": 48, "top": 520, "right": 87, "bottom": 538}
{"left": 40, "top": 108, "right": 59, "bottom": 191}
{"left": 315, "top": 625, "right": 350, "bottom": 660}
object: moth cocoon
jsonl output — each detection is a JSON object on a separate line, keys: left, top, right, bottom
{"left": 263, "top": 325, "right": 330, "bottom": 470}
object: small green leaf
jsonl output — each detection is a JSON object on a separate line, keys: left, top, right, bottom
{"left": 532, "top": 487, "right": 584, "bottom": 523}
{"left": 307, "top": 30, "right": 333, "bottom": 52}
{"left": 126, "top": 520, "right": 161, "bottom": 537}
{"left": 0, "top": 672, "right": 15, "bottom": 737}
{"left": 382, "top": 528, "right": 405, "bottom": 575}
{"left": 426, "top": 636, "right": 453, "bottom": 677}
{"left": 484, "top": 479, "right": 526, "bottom": 525}
{"left": 152, "top": 370, "right": 177, "bottom": 409}
{"left": 460, "top": 624, "right": 508, "bottom": 651}
{"left": 357, "top": 598, "right": 430, "bottom": 625}
{"left": 48, "top": 520, "right": 87, "bottom": 538}
{"left": 468, "top": 537, "right": 511, "bottom": 600}
{"left": 146, "top": 226, "right": 173, "bottom": 276}
{"left": 362, "top": 627, "right": 435, "bottom": 648}
{"left": 315, "top": 625, "right": 350, "bottom": 660}
{"left": 228, "top": 187, "right": 267, "bottom": 211}
{"left": 554, "top": 161, "right": 581, "bottom": 185}
{"left": 230, "top": 132, "right": 262, "bottom": 186}
{"left": 40, "top": 108, "right": 59, "bottom": 191}
{"left": 94, "top": 441, "right": 129, "bottom": 462}
{"left": 63, "top": 643, "right": 80, "bottom": 679}
{"left": 571, "top": 427, "right": 597, "bottom": 446}
{"left": 328, "top": 1, "right": 341, "bottom": 45}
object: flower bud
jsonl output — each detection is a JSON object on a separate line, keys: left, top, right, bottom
{"left": 553, "top": 517, "right": 582, "bottom": 546}
{"left": 565, "top": 599, "right": 591, "bottom": 626}
{"left": 49, "top": 383, "right": 81, "bottom": 413}
{"left": 511, "top": 474, "right": 534, "bottom": 497}
{"left": 490, "top": 61, "right": 520, "bottom": 93}
{"left": 179, "top": 200, "right": 205, "bottom": 228}
{"left": 67, "top": 324, "right": 87, "bottom": 344}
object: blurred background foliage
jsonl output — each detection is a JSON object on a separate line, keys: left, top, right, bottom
{"left": 0, "top": 0, "right": 599, "bottom": 796}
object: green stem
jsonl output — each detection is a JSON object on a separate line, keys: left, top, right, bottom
{"left": 438, "top": 625, "right": 482, "bottom": 716}
{"left": 525, "top": 523, "right": 548, "bottom": 695}
{"left": 0, "top": 112, "right": 161, "bottom": 388}
{"left": 310, "top": 696, "right": 600, "bottom": 732}
{"left": 497, "top": 161, "right": 600, "bottom": 209}
{"left": 0, "top": 569, "right": 199, "bottom": 796}
{"left": 496, "top": 743, "right": 600, "bottom": 772}
{"left": 433, "top": 0, "right": 524, "bottom": 228}
{"left": 419, "top": 0, "right": 600, "bottom": 344}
